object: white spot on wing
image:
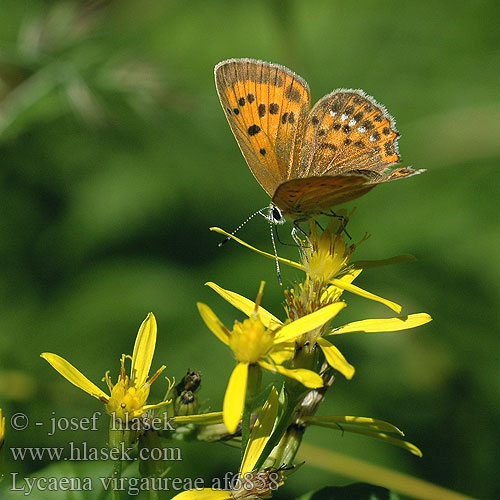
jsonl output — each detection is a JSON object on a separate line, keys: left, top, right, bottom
{"left": 357, "top": 126, "right": 367, "bottom": 133}
{"left": 369, "top": 134, "right": 376, "bottom": 142}
{"left": 340, "top": 113, "right": 348, "bottom": 122}
{"left": 348, "top": 118, "right": 357, "bottom": 127}
{"left": 329, "top": 110, "right": 337, "bottom": 117}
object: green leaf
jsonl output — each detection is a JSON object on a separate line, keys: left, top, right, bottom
{"left": 295, "top": 483, "right": 399, "bottom": 500}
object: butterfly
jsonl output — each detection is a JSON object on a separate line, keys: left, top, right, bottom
{"left": 214, "top": 58, "right": 424, "bottom": 223}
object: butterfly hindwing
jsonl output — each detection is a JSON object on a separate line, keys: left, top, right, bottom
{"left": 271, "top": 175, "right": 375, "bottom": 217}
{"left": 383, "top": 166, "right": 425, "bottom": 181}
{"left": 215, "top": 58, "right": 310, "bottom": 197}
{"left": 295, "top": 90, "right": 400, "bottom": 179}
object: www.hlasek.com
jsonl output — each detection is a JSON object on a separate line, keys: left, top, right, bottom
{"left": 10, "top": 440, "right": 182, "bottom": 462}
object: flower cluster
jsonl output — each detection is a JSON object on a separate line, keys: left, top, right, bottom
{"left": 37, "top": 212, "right": 431, "bottom": 498}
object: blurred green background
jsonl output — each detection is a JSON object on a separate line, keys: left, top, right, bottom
{"left": 0, "top": 0, "right": 498, "bottom": 498}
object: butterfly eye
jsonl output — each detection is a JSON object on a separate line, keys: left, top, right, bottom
{"left": 272, "top": 206, "right": 283, "bottom": 223}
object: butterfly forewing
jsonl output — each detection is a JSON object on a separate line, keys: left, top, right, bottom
{"left": 215, "top": 59, "right": 310, "bottom": 197}
{"left": 295, "top": 90, "right": 400, "bottom": 179}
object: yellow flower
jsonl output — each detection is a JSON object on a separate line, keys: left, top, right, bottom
{"left": 199, "top": 282, "right": 345, "bottom": 433}
{"left": 298, "top": 218, "right": 361, "bottom": 284}
{"left": 0, "top": 408, "right": 5, "bottom": 448}
{"left": 210, "top": 222, "right": 410, "bottom": 314}
{"left": 41, "top": 313, "right": 169, "bottom": 420}
{"left": 171, "top": 388, "right": 284, "bottom": 500}
{"left": 206, "top": 283, "right": 431, "bottom": 382}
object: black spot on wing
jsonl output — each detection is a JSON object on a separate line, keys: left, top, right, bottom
{"left": 362, "top": 120, "right": 373, "bottom": 131}
{"left": 258, "top": 103, "right": 266, "bottom": 118}
{"left": 248, "top": 124, "right": 261, "bottom": 136}
{"left": 384, "top": 141, "right": 395, "bottom": 155}
{"left": 269, "top": 103, "right": 279, "bottom": 114}
{"left": 285, "top": 82, "right": 301, "bottom": 102}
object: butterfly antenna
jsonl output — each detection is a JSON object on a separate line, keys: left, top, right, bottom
{"left": 218, "top": 207, "right": 268, "bottom": 247}
{"left": 269, "top": 215, "right": 282, "bottom": 286}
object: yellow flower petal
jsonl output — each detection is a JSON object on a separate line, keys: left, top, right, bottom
{"left": 40, "top": 353, "right": 109, "bottom": 402}
{"left": 171, "top": 489, "right": 232, "bottom": 500}
{"left": 205, "top": 282, "right": 282, "bottom": 329}
{"left": 316, "top": 338, "right": 355, "bottom": 380}
{"left": 223, "top": 362, "right": 248, "bottom": 434}
{"left": 336, "top": 268, "right": 362, "bottom": 285}
{"left": 130, "top": 313, "right": 157, "bottom": 388}
{"left": 329, "top": 313, "right": 432, "bottom": 335}
{"left": 0, "top": 408, "right": 5, "bottom": 446}
{"left": 197, "top": 303, "right": 230, "bottom": 345}
{"left": 130, "top": 400, "right": 171, "bottom": 419}
{"left": 210, "top": 227, "right": 303, "bottom": 271}
{"left": 330, "top": 278, "right": 402, "bottom": 313}
{"left": 172, "top": 412, "right": 223, "bottom": 425}
{"left": 275, "top": 302, "right": 346, "bottom": 343}
{"left": 269, "top": 341, "right": 295, "bottom": 364}
{"left": 240, "top": 387, "right": 279, "bottom": 475}
{"left": 259, "top": 361, "right": 323, "bottom": 389}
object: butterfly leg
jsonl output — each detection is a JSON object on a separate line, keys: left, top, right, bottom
{"left": 274, "top": 223, "right": 311, "bottom": 249}
{"left": 291, "top": 220, "right": 313, "bottom": 252}
{"left": 313, "top": 218, "right": 325, "bottom": 231}
{"left": 321, "top": 210, "right": 352, "bottom": 240}
{"left": 274, "top": 224, "right": 303, "bottom": 247}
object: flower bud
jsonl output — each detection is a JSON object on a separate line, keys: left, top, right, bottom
{"left": 174, "top": 390, "right": 198, "bottom": 416}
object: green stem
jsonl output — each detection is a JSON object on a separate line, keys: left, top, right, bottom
{"left": 110, "top": 459, "right": 122, "bottom": 500}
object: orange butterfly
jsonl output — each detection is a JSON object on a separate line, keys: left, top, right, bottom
{"left": 215, "top": 58, "right": 424, "bottom": 223}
